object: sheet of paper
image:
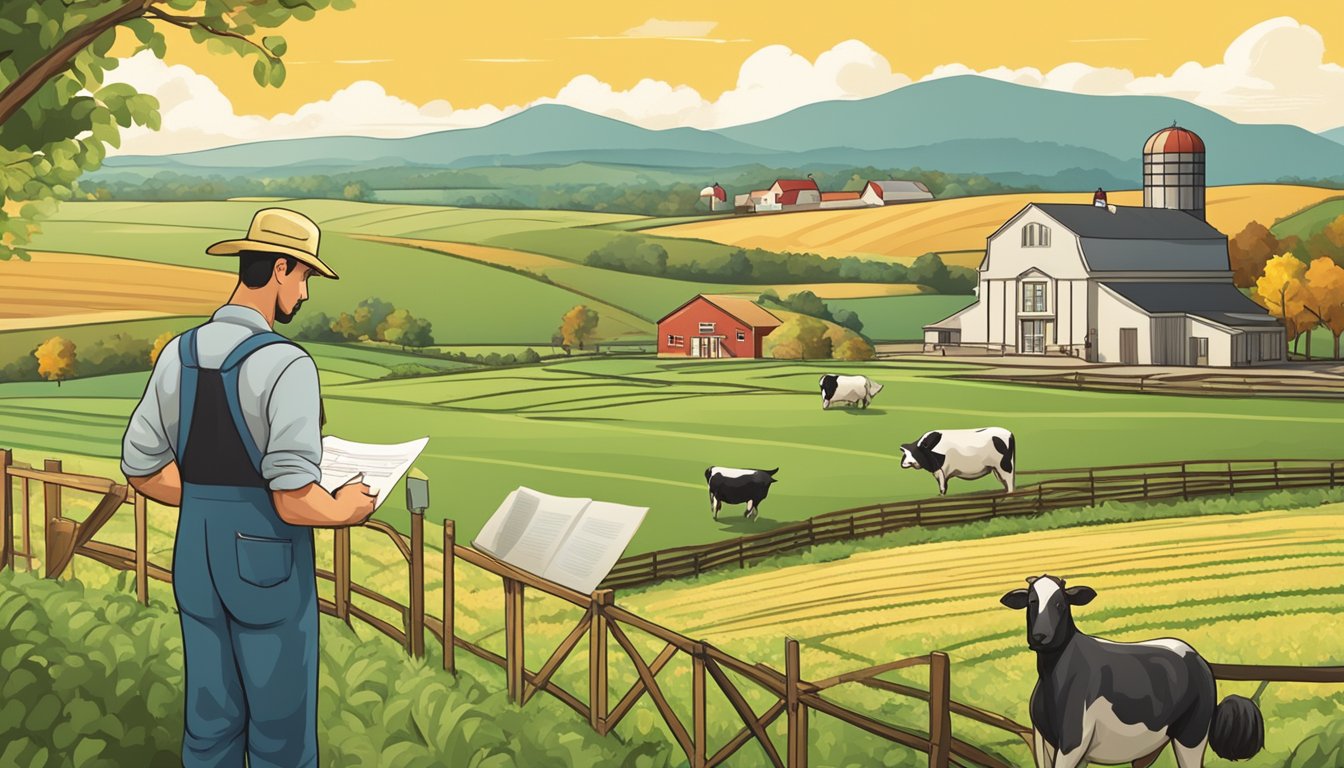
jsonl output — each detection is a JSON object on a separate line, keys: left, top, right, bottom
{"left": 318, "top": 435, "right": 429, "bottom": 511}
{"left": 472, "top": 487, "right": 590, "bottom": 575}
{"left": 542, "top": 500, "right": 648, "bottom": 594}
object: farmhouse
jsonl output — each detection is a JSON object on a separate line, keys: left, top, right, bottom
{"left": 819, "top": 191, "right": 866, "bottom": 210}
{"left": 923, "top": 126, "right": 1286, "bottom": 367}
{"left": 657, "top": 294, "right": 782, "bottom": 359}
{"left": 861, "top": 180, "right": 934, "bottom": 206}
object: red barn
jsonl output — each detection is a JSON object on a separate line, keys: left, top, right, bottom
{"left": 657, "top": 295, "right": 782, "bottom": 359}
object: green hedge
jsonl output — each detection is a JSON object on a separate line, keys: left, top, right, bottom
{"left": 0, "top": 571, "right": 675, "bottom": 767}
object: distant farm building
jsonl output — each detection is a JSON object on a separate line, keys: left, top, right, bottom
{"left": 657, "top": 295, "right": 782, "bottom": 359}
{"left": 862, "top": 180, "right": 934, "bottom": 206}
{"left": 819, "top": 191, "right": 866, "bottom": 210}
{"left": 699, "top": 183, "right": 732, "bottom": 212}
{"left": 923, "top": 125, "right": 1285, "bottom": 367}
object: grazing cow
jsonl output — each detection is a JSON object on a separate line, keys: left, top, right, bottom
{"left": 899, "top": 427, "right": 1015, "bottom": 495}
{"left": 1000, "top": 575, "right": 1264, "bottom": 768}
{"left": 705, "top": 466, "right": 778, "bottom": 520}
{"left": 819, "top": 374, "right": 884, "bottom": 409}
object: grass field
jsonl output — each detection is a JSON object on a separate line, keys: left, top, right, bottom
{"left": 4, "top": 356, "right": 1342, "bottom": 556}
{"left": 1271, "top": 196, "right": 1344, "bottom": 242}
{"left": 648, "top": 185, "right": 1344, "bottom": 263}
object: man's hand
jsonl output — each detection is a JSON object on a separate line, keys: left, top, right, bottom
{"left": 127, "top": 463, "right": 183, "bottom": 507}
{"left": 334, "top": 481, "right": 377, "bottom": 526}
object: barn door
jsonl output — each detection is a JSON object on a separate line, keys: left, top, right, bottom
{"left": 1189, "top": 337, "right": 1208, "bottom": 366}
{"left": 1120, "top": 328, "right": 1138, "bottom": 364}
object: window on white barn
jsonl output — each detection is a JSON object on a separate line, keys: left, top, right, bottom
{"left": 737, "top": 331, "right": 746, "bottom": 342}
{"left": 699, "top": 322, "right": 716, "bottom": 334}
{"left": 1021, "top": 222, "right": 1051, "bottom": 248}
{"left": 1021, "top": 282, "right": 1047, "bottom": 312}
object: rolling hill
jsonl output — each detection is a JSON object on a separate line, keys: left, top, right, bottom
{"left": 99, "top": 77, "right": 1344, "bottom": 188}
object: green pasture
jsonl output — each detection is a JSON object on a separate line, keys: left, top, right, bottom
{"left": 827, "top": 295, "right": 976, "bottom": 340}
{"left": 1272, "top": 196, "right": 1344, "bottom": 241}
{"left": 4, "top": 356, "right": 1342, "bottom": 555}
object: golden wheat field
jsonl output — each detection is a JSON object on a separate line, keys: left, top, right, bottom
{"left": 651, "top": 184, "right": 1344, "bottom": 265}
{"left": 0, "top": 251, "right": 232, "bottom": 331}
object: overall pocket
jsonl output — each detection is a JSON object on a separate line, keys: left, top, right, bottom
{"left": 236, "top": 533, "right": 293, "bottom": 588}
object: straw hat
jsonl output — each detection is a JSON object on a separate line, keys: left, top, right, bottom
{"left": 206, "top": 207, "right": 339, "bottom": 279}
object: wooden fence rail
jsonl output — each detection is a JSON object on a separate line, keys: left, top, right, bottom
{"left": 5, "top": 447, "right": 1344, "bottom": 768}
{"left": 599, "top": 457, "right": 1344, "bottom": 590}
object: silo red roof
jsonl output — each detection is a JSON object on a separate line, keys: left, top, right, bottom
{"left": 1143, "top": 126, "right": 1205, "bottom": 154}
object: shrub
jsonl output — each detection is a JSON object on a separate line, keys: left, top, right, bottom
{"left": 80, "top": 333, "right": 150, "bottom": 378}
{"left": 834, "top": 336, "right": 876, "bottom": 361}
{"left": 767, "top": 316, "right": 833, "bottom": 359}
{"left": 1287, "top": 718, "right": 1344, "bottom": 768}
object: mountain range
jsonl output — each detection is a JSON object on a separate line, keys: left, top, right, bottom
{"left": 100, "top": 76, "right": 1344, "bottom": 188}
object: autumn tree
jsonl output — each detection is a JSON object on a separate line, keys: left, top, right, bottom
{"left": 833, "top": 336, "right": 876, "bottom": 361}
{"left": 1255, "top": 254, "right": 1315, "bottom": 358}
{"left": 35, "top": 336, "right": 76, "bottom": 386}
{"left": 767, "top": 316, "right": 833, "bottom": 360}
{"left": 377, "top": 309, "right": 434, "bottom": 351}
{"left": 558, "top": 306, "right": 600, "bottom": 352}
{"left": 1228, "top": 221, "right": 1282, "bottom": 288}
{"left": 149, "top": 331, "right": 173, "bottom": 365}
{"left": 1, "top": 0, "right": 353, "bottom": 261}
{"left": 1301, "top": 257, "right": 1344, "bottom": 359}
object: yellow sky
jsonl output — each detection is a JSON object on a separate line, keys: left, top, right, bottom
{"left": 145, "top": 0, "right": 1342, "bottom": 117}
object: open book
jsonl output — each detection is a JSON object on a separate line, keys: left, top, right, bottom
{"left": 318, "top": 435, "right": 429, "bottom": 512}
{"left": 473, "top": 487, "right": 649, "bottom": 594}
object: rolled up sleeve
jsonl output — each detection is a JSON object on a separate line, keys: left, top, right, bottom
{"left": 121, "top": 339, "right": 177, "bottom": 478}
{"left": 262, "top": 354, "right": 323, "bottom": 491}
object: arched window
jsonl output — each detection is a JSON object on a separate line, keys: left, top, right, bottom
{"left": 1021, "top": 222, "right": 1051, "bottom": 248}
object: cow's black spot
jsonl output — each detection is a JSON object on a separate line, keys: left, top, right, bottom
{"left": 992, "top": 434, "right": 1015, "bottom": 473}
{"left": 820, "top": 375, "right": 838, "bottom": 402}
{"left": 707, "top": 470, "right": 775, "bottom": 506}
{"left": 918, "top": 431, "right": 942, "bottom": 452}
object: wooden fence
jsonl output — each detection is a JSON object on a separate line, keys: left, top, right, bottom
{"left": 959, "top": 370, "right": 1344, "bottom": 400}
{"left": 599, "top": 457, "right": 1344, "bottom": 590}
{"left": 5, "top": 447, "right": 1344, "bottom": 768}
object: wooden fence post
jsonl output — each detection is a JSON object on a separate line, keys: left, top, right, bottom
{"left": 1227, "top": 462, "right": 1235, "bottom": 497}
{"left": 786, "top": 638, "right": 808, "bottom": 768}
{"left": 589, "top": 589, "right": 613, "bottom": 734}
{"left": 928, "top": 652, "right": 951, "bottom": 768}
{"left": 407, "top": 508, "right": 425, "bottom": 659}
{"left": 134, "top": 493, "right": 148, "bottom": 605}
{"left": 443, "top": 520, "right": 456, "bottom": 674}
{"left": 1180, "top": 463, "right": 1189, "bottom": 500}
{"left": 504, "top": 577, "right": 526, "bottom": 705}
{"left": 43, "top": 459, "right": 67, "bottom": 579}
{"left": 1088, "top": 469, "right": 1096, "bottom": 507}
{"left": 20, "top": 477, "right": 30, "bottom": 571}
{"left": 0, "top": 449, "right": 12, "bottom": 572}
{"left": 692, "top": 641, "right": 707, "bottom": 768}
{"left": 1273, "top": 461, "right": 1281, "bottom": 490}
{"left": 333, "top": 527, "right": 351, "bottom": 622}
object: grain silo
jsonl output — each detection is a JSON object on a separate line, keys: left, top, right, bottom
{"left": 1143, "top": 124, "right": 1206, "bottom": 220}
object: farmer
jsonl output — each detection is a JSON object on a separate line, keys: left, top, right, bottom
{"left": 120, "top": 208, "right": 377, "bottom": 767}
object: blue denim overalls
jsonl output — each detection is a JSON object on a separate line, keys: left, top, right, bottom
{"left": 172, "top": 326, "right": 318, "bottom": 768}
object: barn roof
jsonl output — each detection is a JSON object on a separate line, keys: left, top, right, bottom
{"left": 1034, "top": 204, "right": 1224, "bottom": 240}
{"left": 866, "top": 180, "right": 931, "bottom": 198}
{"left": 821, "top": 191, "right": 862, "bottom": 201}
{"left": 772, "top": 179, "right": 819, "bottom": 192}
{"left": 657, "top": 294, "right": 782, "bottom": 328}
{"left": 1101, "top": 282, "right": 1280, "bottom": 327}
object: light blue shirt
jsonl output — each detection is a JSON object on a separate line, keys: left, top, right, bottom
{"left": 121, "top": 305, "right": 323, "bottom": 491}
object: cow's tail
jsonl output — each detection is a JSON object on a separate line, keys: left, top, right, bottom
{"left": 1208, "top": 694, "right": 1264, "bottom": 761}
{"left": 767, "top": 468, "right": 779, "bottom": 482}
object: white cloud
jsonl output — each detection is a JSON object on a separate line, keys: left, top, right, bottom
{"left": 106, "top": 17, "right": 1344, "bottom": 156}
{"left": 925, "top": 17, "right": 1344, "bottom": 131}
{"left": 621, "top": 19, "right": 717, "bottom": 38}
{"left": 105, "top": 52, "right": 522, "bottom": 154}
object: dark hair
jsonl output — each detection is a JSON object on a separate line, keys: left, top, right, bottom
{"left": 238, "top": 250, "right": 301, "bottom": 289}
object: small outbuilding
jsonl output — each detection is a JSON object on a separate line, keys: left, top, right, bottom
{"left": 657, "top": 295, "right": 782, "bottom": 359}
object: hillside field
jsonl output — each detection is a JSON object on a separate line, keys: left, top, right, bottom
{"left": 649, "top": 185, "right": 1344, "bottom": 264}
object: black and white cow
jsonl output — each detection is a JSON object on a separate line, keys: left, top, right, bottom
{"left": 819, "top": 374, "right": 884, "bottom": 409}
{"left": 705, "top": 466, "right": 778, "bottom": 520}
{"left": 899, "top": 427, "right": 1015, "bottom": 495}
{"left": 1000, "top": 575, "right": 1263, "bottom": 768}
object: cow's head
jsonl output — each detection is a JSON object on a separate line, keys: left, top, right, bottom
{"left": 869, "top": 381, "right": 884, "bottom": 396}
{"left": 1000, "top": 575, "right": 1095, "bottom": 652}
{"left": 899, "top": 432, "right": 942, "bottom": 471}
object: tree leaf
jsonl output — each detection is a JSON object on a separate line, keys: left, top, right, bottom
{"left": 262, "top": 35, "right": 287, "bottom": 56}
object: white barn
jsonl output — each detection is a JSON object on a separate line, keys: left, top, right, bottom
{"left": 861, "top": 180, "right": 934, "bottom": 206}
{"left": 923, "top": 202, "right": 1285, "bottom": 366}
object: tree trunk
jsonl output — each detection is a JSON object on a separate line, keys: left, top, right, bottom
{"left": 0, "top": 1, "right": 154, "bottom": 127}
{"left": 1306, "top": 329, "right": 1313, "bottom": 361}
{"left": 1335, "top": 332, "right": 1341, "bottom": 361}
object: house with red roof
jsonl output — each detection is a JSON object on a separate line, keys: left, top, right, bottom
{"left": 861, "top": 180, "right": 934, "bottom": 206}
{"left": 769, "top": 178, "right": 821, "bottom": 209}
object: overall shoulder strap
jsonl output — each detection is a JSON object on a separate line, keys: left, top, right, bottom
{"left": 175, "top": 327, "right": 203, "bottom": 459}
{"left": 220, "top": 331, "right": 301, "bottom": 475}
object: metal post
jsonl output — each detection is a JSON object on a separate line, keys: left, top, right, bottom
{"left": 443, "top": 520, "right": 456, "bottom": 674}
{"left": 0, "top": 449, "right": 12, "bottom": 571}
{"left": 589, "top": 589, "right": 613, "bottom": 734}
{"left": 407, "top": 508, "right": 425, "bottom": 659}
{"left": 135, "top": 493, "right": 148, "bottom": 605}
